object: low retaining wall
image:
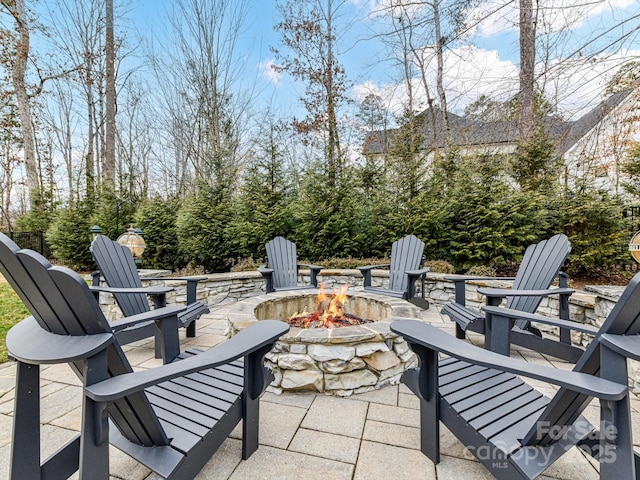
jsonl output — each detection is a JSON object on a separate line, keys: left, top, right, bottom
{"left": 96, "top": 268, "right": 597, "bottom": 325}
{"left": 96, "top": 269, "right": 640, "bottom": 392}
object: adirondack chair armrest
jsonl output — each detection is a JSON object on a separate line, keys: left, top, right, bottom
{"left": 85, "top": 320, "right": 290, "bottom": 402}
{"left": 298, "top": 263, "right": 323, "bottom": 271}
{"left": 406, "top": 267, "right": 430, "bottom": 276}
{"left": 444, "top": 275, "right": 516, "bottom": 306}
{"left": 143, "top": 276, "right": 207, "bottom": 305}
{"left": 478, "top": 287, "right": 575, "bottom": 299}
{"left": 144, "top": 275, "right": 207, "bottom": 283}
{"left": 7, "top": 316, "right": 114, "bottom": 365}
{"left": 358, "top": 264, "right": 391, "bottom": 272}
{"left": 443, "top": 275, "right": 516, "bottom": 282}
{"left": 600, "top": 334, "right": 640, "bottom": 362}
{"left": 358, "top": 264, "right": 391, "bottom": 288}
{"left": 89, "top": 285, "right": 174, "bottom": 295}
{"left": 482, "top": 306, "right": 599, "bottom": 335}
{"left": 298, "top": 263, "right": 323, "bottom": 287}
{"left": 109, "top": 305, "right": 187, "bottom": 332}
{"left": 391, "top": 319, "right": 627, "bottom": 400}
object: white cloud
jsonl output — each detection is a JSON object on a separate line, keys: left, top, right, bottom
{"left": 354, "top": 46, "right": 640, "bottom": 119}
{"left": 467, "top": 0, "right": 636, "bottom": 38}
{"left": 354, "top": 46, "right": 520, "bottom": 116}
{"left": 543, "top": 50, "right": 640, "bottom": 118}
{"left": 259, "top": 60, "right": 282, "bottom": 85}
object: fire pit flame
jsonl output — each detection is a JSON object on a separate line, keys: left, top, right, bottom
{"left": 287, "top": 283, "right": 372, "bottom": 329}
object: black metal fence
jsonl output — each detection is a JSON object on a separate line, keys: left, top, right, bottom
{"left": 2, "top": 231, "right": 54, "bottom": 260}
{"left": 623, "top": 206, "right": 640, "bottom": 234}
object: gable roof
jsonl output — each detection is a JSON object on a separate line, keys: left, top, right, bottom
{"left": 556, "top": 88, "right": 636, "bottom": 154}
{"left": 363, "top": 88, "right": 637, "bottom": 156}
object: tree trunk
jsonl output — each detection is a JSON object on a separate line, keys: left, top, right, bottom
{"left": 9, "top": 0, "right": 40, "bottom": 208}
{"left": 325, "top": 0, "right": 341, "bottom": 186}
{"left": 104, "top": 0, "right": 116, "bottom": 187}
{"left": 519, "top": 0, "right": 535, "bottom": 142}
{"left": 433, "top": 0, "right": 450, "bottom": 157}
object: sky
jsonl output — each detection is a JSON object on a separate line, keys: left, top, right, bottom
{"left": 125, "top": 0, "right": 640, "bottom": 123}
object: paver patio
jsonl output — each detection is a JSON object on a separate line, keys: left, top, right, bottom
{"left": 0, "top": 304, "right": 635, "bottom": 479}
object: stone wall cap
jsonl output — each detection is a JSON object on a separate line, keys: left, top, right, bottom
{"left": 584, "top": 285, "right": 626, "bottom": 302}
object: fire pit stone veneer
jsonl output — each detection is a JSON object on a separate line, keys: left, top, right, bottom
{"left": 226, "top": 289, "right": 422, "bottom": 396}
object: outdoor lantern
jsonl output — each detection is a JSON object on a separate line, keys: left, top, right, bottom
{"left": 117, "top": 226, "right": 146, "bottom": 258}
{"left": 90, "top": 225, "right": 102, "bottom": 240}
{"left": 629, "top": 231, "right": 640, "bottom": 263}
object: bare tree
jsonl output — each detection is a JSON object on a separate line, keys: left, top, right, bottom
{"left": 41, "top": 0, "right": 105, "bottom": 204}
{"left": 273, "top": 0, "right": 351, "bottom": 187}
{"left": 519, "top": 0, "right": 536, "bottom": 141}
{"left": 151, "top": 0, "right": 254, "bottom": 197}
{"left": 104, "top": 0, "right": 116, "bottom": 187}
{"left": 1, "top": 0, "right": 39, "bottom": 208}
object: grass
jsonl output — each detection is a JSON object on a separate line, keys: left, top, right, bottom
{"left": 0, "top": 279, "right": 28, "bottom": 363}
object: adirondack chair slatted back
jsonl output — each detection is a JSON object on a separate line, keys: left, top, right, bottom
{"left": 0, "top": 233, "right": 170, "bottom": 447}
{"left": 91, "top": 235, "right": 151, "bottom": 317}
{"left": 265, "top": 237, "right": 298, "bottom": 290}
{"left": 524, "top": 273, "right": 640, "bottom": 446}
{"left": 389, "top": 235, "right": 425, "bottom": 293}
{"left": 506, "top": 234, "right": 571, "bottom": 329}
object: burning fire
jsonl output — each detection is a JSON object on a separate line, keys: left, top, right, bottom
{"left": 287, "top": 284, "right": 372, "bottom": 329}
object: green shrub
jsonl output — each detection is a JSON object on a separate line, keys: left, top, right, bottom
{"left": 318, "top": 257, "right": 392, "bottom": 269}
{"left": 46, "top": 205, "right": 94, "bottom": 269}
{"left": 230, "top": 257, "right": 261, "bottom": 272}
{"left": 553, "top": 190, "right": 628, "bottom": 276}
{"left": 465, "top": 265, "right": 497, "bottom": 277}
{"left": 136, "top": 197, "right": 185, "bottom": 271}
{"left": 441, "top": 154, "right": 548, "bottom": 271}
{"left": 425, "top": 260, "right": 455, "bottom": 274}
{"left": 176, "top": 184, "right": 234, "bottom": 272}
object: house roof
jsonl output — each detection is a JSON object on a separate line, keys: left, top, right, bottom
{"left": 363, "top": 88, "right": 637, "bottom": 156}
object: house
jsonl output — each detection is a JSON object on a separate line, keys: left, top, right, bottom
{"left": 363, "top": 88, "right": 640, "bottom": 196}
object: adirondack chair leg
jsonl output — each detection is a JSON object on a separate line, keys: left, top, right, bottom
{"left": 156, "top": 314, "right": 181, "bottom": 364}
{"left": 598, "top": 346, "right": 636, "bottom": 479}
{"left": 242, "top": 344, "right": 275, "bottom": 460}
{"left": 186, "top": 281, "right": 198, "bottom": 337}
{"left": 455, "top": 323, "right": 465, "bottom": 339}
{"left": 263, "top": 272, "right": 274, "bottom": 293}
{"left": 484, "top": 296, "right": 512, "bottom": 355}
{"left": 407, "top": 342, "right": 440, "bottom": 464}
{"left": 310, "top": 267, "right": 320, "bottom": 288}
{"left": 150, "top": 293, "right": 168, "bottom": 359}
{"left": 11, "top": 361, "right": 42, "bottom": 480}
{"left": 79, "top": 398, "right": 109, "bottom": 480}
{"left": 80, "top": 352, "right": 110, "bottom": 480}
{"left": 361, "top": 269, "right": 372, "bottom": 288}
{"left": 186, "top": 321, "right": 197, "bottom": 338}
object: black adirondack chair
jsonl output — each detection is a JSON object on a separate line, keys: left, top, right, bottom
{"left": 441, "top": 234, "right": 577, "bottom": 360}
{"left": 91, "top": 234, "right": 209, "bottom": 355}
{"left": 1, "top": 233, "right": 289, "bottom": 480}
{"left": 391, "top": 271, "right": 640, "bottom": 479}
{"left": 258, "top": 236, "right": 323, "bottom": 293}
{"left": 358, "top": 234, "right": 430, "bottom": 309}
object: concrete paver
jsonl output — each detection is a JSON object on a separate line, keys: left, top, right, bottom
{"left": 301, "top": 395, "right": 369, "bottom": 438}
{"left": 289, "top": 428, "right": 361, "bottom": 464}
{"left": 229, "top": 445, "right": 354, "bottom": 480}
{"left": 353, "top": 440, "right": 436, "bottom": 480}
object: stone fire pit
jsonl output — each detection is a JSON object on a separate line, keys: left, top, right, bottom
{"left": 226, "top": 289, "right": 422, "bottom": 396}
